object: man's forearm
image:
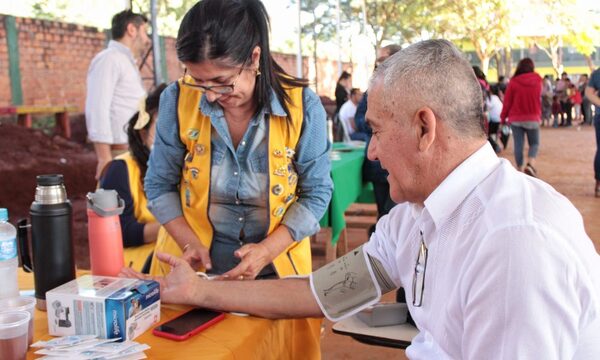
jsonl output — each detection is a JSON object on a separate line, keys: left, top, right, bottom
{"left": 192, "top": 278, "right": 323, "bottom": 319}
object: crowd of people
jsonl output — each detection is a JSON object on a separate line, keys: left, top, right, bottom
{"left": 81, "top": 1, "right": 599, "bottom": 358}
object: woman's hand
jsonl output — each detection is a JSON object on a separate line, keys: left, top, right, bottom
{"left": 221, "top": 243, "right": 273, "bottom": 280}
{"left": 119, "top": 252, "right": 201, "bottom": 305}
{"left": 182, "top": 241, "right": 212, "bottom": 271}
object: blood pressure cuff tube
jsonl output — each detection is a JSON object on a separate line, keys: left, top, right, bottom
{"left": 309, "top": 245, "right": 397, "bottom": 321}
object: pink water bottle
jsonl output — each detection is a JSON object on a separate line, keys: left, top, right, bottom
{"left": 86, "top": 189, "right": 125, "bottom": 276}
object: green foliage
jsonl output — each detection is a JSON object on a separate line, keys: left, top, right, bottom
{"left": 30, "top": 0, "right": 68, "bottom": 21}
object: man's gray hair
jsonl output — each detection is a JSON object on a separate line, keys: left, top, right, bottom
{"left": 372, "top": 39, "right": 485, "bottom": 138}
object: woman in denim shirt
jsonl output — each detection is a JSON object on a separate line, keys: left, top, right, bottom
{"left": 144, "top": 0, "right": 332, "bottom": 280}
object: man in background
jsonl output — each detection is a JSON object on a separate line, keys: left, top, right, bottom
{"left": 85, "top": 10, "right": 149, "bottom": 179}
{"left": 355, "top": 44, "right": 402, "bottom": 230}
{"left": 338, "top": 88, "right": 366, "bottom": 141}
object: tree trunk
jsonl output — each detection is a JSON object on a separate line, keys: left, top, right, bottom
{"left": 481, "top": 56, "right": 491, "bottom": 77}
{"left": 504, "top": 47, "right": 512, "bottom": 77}
{"left": 494, "top": 53, "right": 503, "bottom": 79}
{"left": 584, "top": 54, "right": 595, "bottom": 73}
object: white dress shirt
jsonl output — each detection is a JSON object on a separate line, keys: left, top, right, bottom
{"left": 85, "top": 40, "right": 146, "bottom": 144}
{"left": 338, "top": 99, "right": 357, "bottom": 136}
{"left": 364, "top": 144, "right": 600, "bottom": 359}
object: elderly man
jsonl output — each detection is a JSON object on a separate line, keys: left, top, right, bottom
{"left": 122, "top": 40, "right": 600, "bottom": 358}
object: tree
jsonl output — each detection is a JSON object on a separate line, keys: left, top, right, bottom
{"left": 440, "top": 0, "right": 510, "bottom": 75}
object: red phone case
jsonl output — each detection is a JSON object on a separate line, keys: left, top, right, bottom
{"left": 152, "top": 310, "right": 225, "bottom": 341}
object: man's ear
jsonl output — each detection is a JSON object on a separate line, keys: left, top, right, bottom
{"left": 126, "top": 22, "right": 138, "bottom": 38}
{"left": 414, "top": 107, "right": 436, "bottom": 152}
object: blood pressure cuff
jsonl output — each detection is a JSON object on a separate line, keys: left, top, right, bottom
{"left": 309, "top": 245, "right": 397, "bottom": 321}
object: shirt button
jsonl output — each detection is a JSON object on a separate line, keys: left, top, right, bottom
{"left": 235, "top": 200, "right": 241, "bottom": 205}
{"left": 234, "top": 171, "right": 238, "bottom": 176}
{"left": 238, "top": 217, "right": 244, "bottom": 222}
{"left": 241, "top": 141, "right": 246, "bottom": 146}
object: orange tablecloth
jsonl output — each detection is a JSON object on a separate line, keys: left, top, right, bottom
{"left": 19, "top": 269, "right": 322, "bottom": 359}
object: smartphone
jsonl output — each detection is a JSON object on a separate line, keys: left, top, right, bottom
{"left": 152, "top": 308, "right": 225, "bottom": 341}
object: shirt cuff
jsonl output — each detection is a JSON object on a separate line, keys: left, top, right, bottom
{"left": 147, "top": 192, "right": 183, "bottom": 225}
{"left": 282, "top": 202, "right": 320, "bottom": 241}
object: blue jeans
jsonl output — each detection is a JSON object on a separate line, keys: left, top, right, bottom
{"left": 594, "top": 111, "right": 600, "bottom": 180}
{"left": 511, "top": 124, "right": 540, "bottom": 168}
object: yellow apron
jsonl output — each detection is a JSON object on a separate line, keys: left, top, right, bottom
{"left": 114, "top": 152, "right": 157, "bottom": 271}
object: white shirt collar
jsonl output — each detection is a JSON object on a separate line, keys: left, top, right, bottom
{"left": 108, "top": 40, "right": 136, "bottom": 65}
{"left": 423, "top": 143, "right": 500, "bottom": 229}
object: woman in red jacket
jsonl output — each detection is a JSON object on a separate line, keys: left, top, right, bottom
{"left": 500, "top": 58, "right": 543, "bottom": 177}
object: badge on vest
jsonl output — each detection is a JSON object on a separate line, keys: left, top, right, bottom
{"left": 285, "top": 147, "right": 295, "bottom": 159}
{"left": 284, "top": 193, "right": 295, "bottom": 204}
{"left": 288, "top": 173, "right": 298, "bottom": 186}
{"left": 272, "top": 184, "right": 284, "bottom": 196}
{"left": 185, "top": 152, "right": 194, "bottom": 163}
{"left": 273, "top": 206, "right": 285, "bottom": 218}
{"left": 187, "top": 128, "right": 200, "bottom": 140}
{"left": 195, "top": 144, "right": 206, "bottom": 155}
{"left": 190, "top": 168, "right": 199, "bottom": 180}
{"left": 273, "top": 166, "right": 287, "bottom": 177}
{"left": 273, "top": 149, "right": 283, "bottom": 158}
{"left": 185, "top": 187, "right": 191, "bottom": 207}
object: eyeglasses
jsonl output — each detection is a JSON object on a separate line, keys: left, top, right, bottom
{"left": 412, "top": 231, "right": 428, "bottom": 307}
{"left": 182, "top": 66, "right": 245, "bottom": 95}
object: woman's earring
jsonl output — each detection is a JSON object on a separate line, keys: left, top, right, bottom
{"left": 256, "top": 68, "right": 261, "bottom": 77}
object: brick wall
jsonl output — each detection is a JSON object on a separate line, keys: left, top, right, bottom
{"left": 0, "top": 14, "right": 347, "bottom": 112}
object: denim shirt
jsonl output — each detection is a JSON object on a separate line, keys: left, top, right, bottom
{"left": 145, "top": 83, "right": 333, "bottom": 273}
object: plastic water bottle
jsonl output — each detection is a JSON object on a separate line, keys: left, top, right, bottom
{"left": 0, "top": 208, "right": 19, "bottom": 299}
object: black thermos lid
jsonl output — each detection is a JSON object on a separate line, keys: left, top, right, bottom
{"left": 36, "top": 174, "right": 64, "bottom": 186}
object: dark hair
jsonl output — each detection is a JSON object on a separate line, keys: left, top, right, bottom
{"left": 176, "top": 0, "right": 307, "bottom": 120}
{"left": 381, "top": 44, "right": 402, "bottom": 57}
{"left": 489, "top": 84, "right": 500, "bottom": 97}
{"left": 337, "top": 71, "right": 351, "bottom": 83}
{"left": 350, "top": 88, "right": 361, "bottom": 96}
{"left": 472, "top": 66, "right": 486, "bottom": 81}
{"left": 127, "top": 83, "right": 167, "bottom": 180}
{"left": 514, "top": 58, "right": 535, "bottom": 77}
{"left": 498, "top": 75, "right": 505, "bottom": 82}
{"left": 111, "top": 10, "right": 148, "bottom": 40}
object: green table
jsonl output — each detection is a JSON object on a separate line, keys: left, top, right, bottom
{"left": 319, "top": 142, "right": 373, "bottom": 248}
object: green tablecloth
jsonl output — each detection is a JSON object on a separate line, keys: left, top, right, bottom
{"left": 319, "top": 142, "right": 373, "bottom": 245}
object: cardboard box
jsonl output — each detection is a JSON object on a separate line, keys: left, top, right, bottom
{"left": 46, "top": 275, "right": 160, "bottom": 341}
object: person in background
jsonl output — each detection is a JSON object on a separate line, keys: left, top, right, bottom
{"left": 354, "top": 44, "right": 402, "bottom": 230}
{"left": 552, "top": 95, "right": 562, "bottom": 128}
{"left": 585, "top": 66, "right": 600, "bottom": 197}
{"left": 500, "top": 58, "right": 543, "bottom": 177}
{"left": 579, "top": 74, "right": 592, "bottom": 125}
{"left": 338, "top": 88, "right": 367, "bottom": 141}
{"left": 122, "top": 40, "right": 600, "bottom": 359}
{"left": 486, "top": 84, "right": 503, "bottom": 152}
{"left": 569, "top": 81, "right": 583, "bottom": 123}
{"left": 497, "top": 75, "right": 508, "bottom": 100}
{"left": 335, "top": 71, "right": 352, "bottom": 114}
{"left": 556, "top": 72, "right": 573, "bottom": 126}
{"left": 99, "top": 84, "right": 167, "bottom": 273}
{"left": 86, "top": 10, "right": 150, "bottom": 180}
{"left": 541, "top": 74, "right": 553, "bottom": 126}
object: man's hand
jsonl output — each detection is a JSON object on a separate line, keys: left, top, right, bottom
{"left": 93, "top": 142, "right": 113, "bottom": 180}
{"left": 221, "top": 243, "right": 273, "bottom": 280}
{"left": 119, "top": 252, "right": 201, "bottom": 305}
{"left": 182, "top": 241, "right": 212, "bottom": 271}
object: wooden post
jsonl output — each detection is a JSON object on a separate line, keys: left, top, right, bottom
{"left": 55, "top": 112, "right": 70, "bottom": 139}
{"left": 17, "top": 113, "right": 32, "bottom": 128}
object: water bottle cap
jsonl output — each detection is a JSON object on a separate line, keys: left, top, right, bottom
{"left": 0, "top": 208, "right": 7, "bottom": 222}
{"left": 87, "top": 189, "right": 124, "bottom": 216}
{"left": 36, "top": 174, "right": 64, "bottom": 186}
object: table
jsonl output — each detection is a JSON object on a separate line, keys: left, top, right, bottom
{"left": 0, "top": 105, "right": 78, "bottom": 139}
{"left": 20, "top": 270, "right": 322, "bottom": 359}
{"left": 319, "top": 142, "right": 373, "bottom": 261}
{"left": 332, "top": 314, "right": 419, "bottom": 349}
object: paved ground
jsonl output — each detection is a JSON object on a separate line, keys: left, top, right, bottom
{"left": 316, "top": 124, "right": 600, "bottom": 359}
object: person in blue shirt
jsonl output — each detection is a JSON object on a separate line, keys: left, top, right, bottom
{"left": 585, "top": 67, "right": 600, "bottom": 197}
{"left": 144, "top": 0, "right": 332, "bottom": 280}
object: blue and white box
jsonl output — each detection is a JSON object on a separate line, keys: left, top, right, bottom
{"left": 46, "top": 275, "right": 160, "bottom": 341}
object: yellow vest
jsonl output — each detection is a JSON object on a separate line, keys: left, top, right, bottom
{"left": 112, "top": 153, "right": 157, "bottom": 271}
{"left": 150, "top": 81, "right": 312, "bottom": 277}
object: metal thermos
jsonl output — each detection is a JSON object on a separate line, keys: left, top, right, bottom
{"left": 17, "top": 174, "right": 76, "bottom": 311}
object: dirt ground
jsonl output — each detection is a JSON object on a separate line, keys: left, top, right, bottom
{"left": 1, "top": 121, "right": 599, "bottom": 359}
